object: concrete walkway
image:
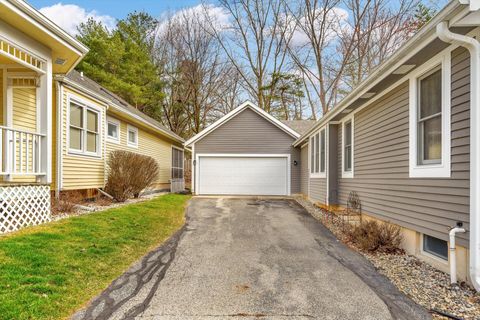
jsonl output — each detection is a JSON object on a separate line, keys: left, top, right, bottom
{"left": 72, "top": 198, "right": 430, "bottom": 320}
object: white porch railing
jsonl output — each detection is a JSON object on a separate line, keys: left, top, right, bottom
{"left": 0, "top": 126, "right": 46, "bottom": 176}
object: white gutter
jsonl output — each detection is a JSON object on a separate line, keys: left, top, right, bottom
{"left": 437, "top": 20, "right": 480, "bottom": 291}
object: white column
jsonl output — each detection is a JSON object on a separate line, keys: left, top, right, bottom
{"left": 4, "top": 70, "right": 13, "bottom": 180}
{"left": 38, "top": 59, "right": 52, "bottom": 184}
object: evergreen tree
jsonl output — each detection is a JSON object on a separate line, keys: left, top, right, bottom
{"left": 76, "top": 12, "right": 164, "bottom": 115}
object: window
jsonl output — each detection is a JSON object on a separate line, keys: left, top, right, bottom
{"left": 423, "top": 234, "right": 448, "bottom": 260}
{"left": 315, "top": 132, "right": 320, "bottom": 173}
{"left": 310, "top": 136, "right": 315, "bottom": 174}
{"left": 107, "top": 117, "right": 120, "bottom": 143}
{"left": 309, "top": 128, "right": 326, "bottom": 177}
{"left": 418, "top": 68, "right": 442, "bottom": 165}
{"left": 172, "top": 147, "right": 184, "bottom": 179}
{"left": 320, "top": 129, "right": 326, "bottom": 173}
{"left": 127, "top": 125, "right": 138, "bottom": 147}
{"left": 68, "top": 98, "right": 100, "bottom": 156}
{"left": 409, "top": 53, "right": 451, "bottom": 178}
{"left": 342, "top": 117, "right": 354, "bottom": 178}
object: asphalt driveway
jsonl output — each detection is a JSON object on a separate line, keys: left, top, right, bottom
{"left": 73, "top": 197, "right": 430, "bottom": 320}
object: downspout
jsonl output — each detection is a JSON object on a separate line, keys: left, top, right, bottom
{"left": 55, "top": 81, "right": 63, "bottom": 198}
{"left": 450, "top": 224, "right": 466, "bottom": 284}
{"left": 436, "top": 21, "right": 480, "bottom": 291}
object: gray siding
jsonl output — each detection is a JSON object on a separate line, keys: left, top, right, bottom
{"left": 310, "top": 178, "right": 327, "bottom": 203}
{"left": 300, "top": 145, "right": 309, "bottom": 194}
{"left": 194, "top": 108, "right": 301, "bottom": 193}
{"left": 335, "top": 47, "right": 470, "bottom": 246}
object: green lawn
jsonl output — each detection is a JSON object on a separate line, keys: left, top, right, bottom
{"left": 0, "top": 194, "right": 190, "bottom": 320}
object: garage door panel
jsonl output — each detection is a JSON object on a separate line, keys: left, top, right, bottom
{"left": 198, "top": 156, "right": 288, "bottom": 195}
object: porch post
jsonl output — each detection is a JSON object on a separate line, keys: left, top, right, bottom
{"left": 38, "top": 59, "right": 52, "bottom": 184}
{"left": 3, "top": 69, "right": 13, "bottom": 180}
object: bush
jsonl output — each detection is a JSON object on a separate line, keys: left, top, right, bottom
{"left": 105, "top": 150, "right": 159, "bottom": 202}
{"left": 51, "top": 191, "right": 83, "bottom": 215}
{"left": 345, "top": 220, "right": 403, "bottom": 253}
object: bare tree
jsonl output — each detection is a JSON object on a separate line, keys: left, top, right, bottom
{"left": 155, "top": 7, "right": 231, "bottom": 136}
{"left": 205, "top": 0, "right": 295, "bottom": 114}
{"left": 285, "top": 0, "right": 417, "bottom": 117}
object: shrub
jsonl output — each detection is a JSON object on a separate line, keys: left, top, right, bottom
{"left": 345, "top": 220, "right": 403, "bottom": 253}
{"left": 105, "top": 150, "right": 159, "bottom": 202}
{"left": 51, "top": 191, "right": 83, "bottom": 215}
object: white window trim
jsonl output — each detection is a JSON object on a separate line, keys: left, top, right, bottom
{"left": 171, "top": 145, "right": 184, "bottom": 180}
{"left": 127, "top": 124, "right": 139, "bottom": 148}
{"left": 106, "top": 116, "right": 120, "bottom": 144}
{"left": 409, "top": 51, "right": 451, "bottom": 178}
{"left": 309, "top": 127, "right": 327, "bottom": 178}
{"left": 66, "top": 94, "right": 102, "bottom": 158}
{"left": 341, "top": 114, "right": 354, "bottom": 179}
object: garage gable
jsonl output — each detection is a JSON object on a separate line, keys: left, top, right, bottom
{"left": 195, "top": 107, "right": 297, "bottom": 154}
{"left": 185, "top": 102, "right": 299, "bottom": 149}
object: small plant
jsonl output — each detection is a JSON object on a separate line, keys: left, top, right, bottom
{"left": 51, "top": 191, "right": 83, "bottom": 215}
{"left": 105, "top": 150, "right": 159, "bottom": 202}
{"left": 345, "top": 220, "right": 403, "bottom": 253}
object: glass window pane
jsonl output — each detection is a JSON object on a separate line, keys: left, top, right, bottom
{"left": 345, "top": 121, "right": 352, "bottom": 145}
{"left": 87, "top": 132, "right": 97, "bottom": 152}
{"left": 108, "top": 123, "right": 118, "bottom": 138}
{"left": 315, "top": 133, "right": 319, "bottom": 173}
{"left": 420, "top": 69, "right": 442, "bottom": 119}
{"left": 423, "top": 116, "right": 442, "bottom": 161}
{"left": 70, "top": 103, "right": 83, "bottom": 127}
{"left": 320, "top": 130, "right": 326, "bottom": 172}
{"left": 310, "top": 137, "right": 314, "bottom": 174}
{"left": 423, "top": 234, "right": 448, "bottom": 260}
{"left": 70, "top": 127, "right": 82, "bottom": 150}
{"left": 345, "top": 146, "right": 351, "bottom": 171}
{"left": 128, "top": 129, "right": 137, "bottom": 144}
{"left": 87, "top": 110, "right": 98, "bottom": 132}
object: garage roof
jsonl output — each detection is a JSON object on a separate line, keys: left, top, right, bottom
{"left": 185, "top": 101, "right": 301, "bottom": 146}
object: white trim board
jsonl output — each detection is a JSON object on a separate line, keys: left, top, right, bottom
{"left": 194, "top": 153, "right": 291, "bottom": 196}
{"left": 408, "top": 50, "right": 451, "bottom": 178}
{"left": 185, "top": 101, "right": 300, "bottom": 146}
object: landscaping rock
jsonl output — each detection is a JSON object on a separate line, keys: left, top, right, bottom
{"left": 294, "top": 196, "right": 480, "bottom": 320}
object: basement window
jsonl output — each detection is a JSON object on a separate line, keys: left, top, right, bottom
{"left": 423, "top": 234, "right": 448, "bottom": 260}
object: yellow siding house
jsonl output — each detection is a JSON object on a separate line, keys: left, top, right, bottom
{"left": 54, "top": 70, "right": 184, "bottom": 195}
{"left": 0, "top": 0, "right": 185, "bottom": 233}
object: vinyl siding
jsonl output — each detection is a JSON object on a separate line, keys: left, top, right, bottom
{"left": 194, "top": 108, "right": 300, "bottom": 193}
{"left": 300, "top": 145, "right": 309, "bottom": 194}
{"left": 61, "top": 87, "right": 106, "bottom": 190}
{"left": 12, "top": 87, "right": 36, "bottom": 183}
{"left": 310, "top": 178, "right": 327, "bottom": 203}
{"left": 335, "top": 47, "right": 470, "bottom": 247}
{"left": 105, "top": 115, "right": 176, "bottom": 190}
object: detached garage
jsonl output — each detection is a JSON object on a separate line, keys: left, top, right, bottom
{"left": 185, "top": 101, "right": 312, "bottom": 196}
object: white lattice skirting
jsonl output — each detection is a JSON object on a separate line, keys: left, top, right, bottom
{"left": 0, "top": 185, "right": 51, "bottom": 233}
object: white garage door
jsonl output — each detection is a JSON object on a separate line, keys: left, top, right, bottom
{"left": 197, "top": 156, "right": 289, "bottom": 195}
